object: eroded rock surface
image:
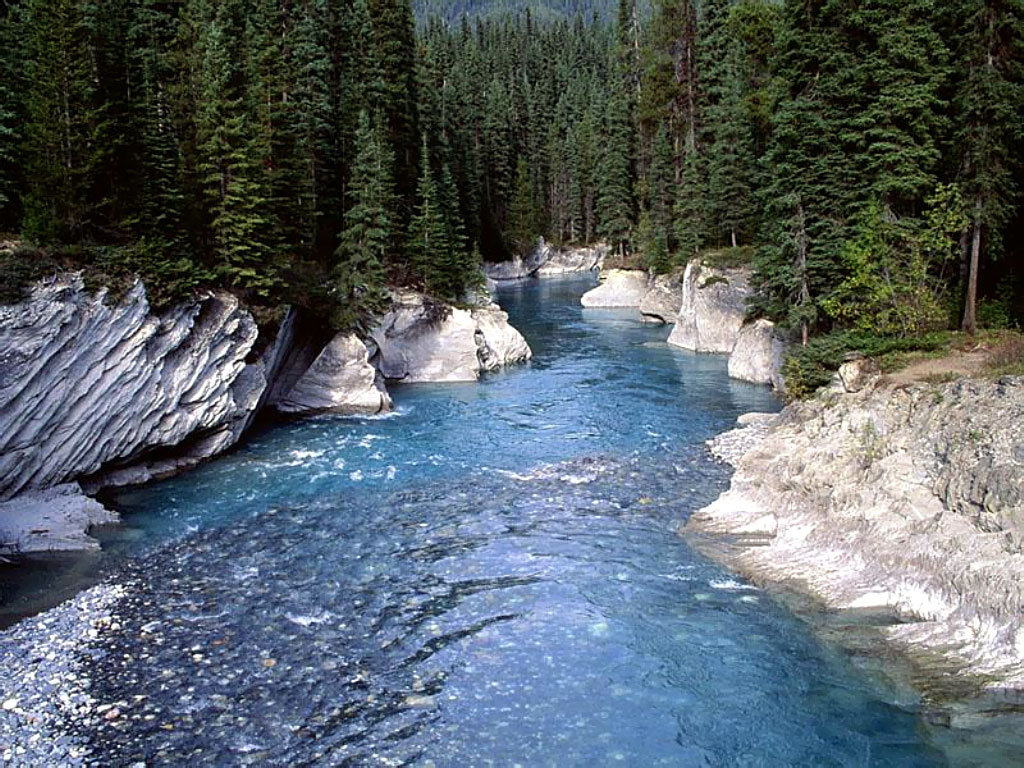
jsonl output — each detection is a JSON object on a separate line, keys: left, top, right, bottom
{"left": 0, "top": 277, "right": 264, "bottom": 502}
{"left": 690, "top": 376, "right": 1024, "bottom": 695}
{"left": 668, "top": 260, "right": 751, "bottom": 354}
{"left": 276, "top": 333, "right": 391, "bottom": 415}
{"left": 728, "top": 319, "right": 786, "bottom": 390}
{"left": 485, "top": 239, "right": 608, "bottom": 281}
{"left": 639, "top": 273, "right": 684, "bottom": 324}
{"left": 371, "top": 291, "right": 531, "bottom": 383}
{"left": 580, "top": 269, "right": 649, "bottom": 308}
{"left": 0, "top": 484, "right": 118, "bottom": 553}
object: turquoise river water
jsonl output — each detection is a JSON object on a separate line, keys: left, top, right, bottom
{"left": 7, "top": 276, "right": 971, "bottom": 764}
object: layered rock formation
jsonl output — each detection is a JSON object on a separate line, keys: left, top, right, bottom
{"left": 0, "top": 277, "right": 265, "bottom": 502}
{"left": 690, "top": 375, "right": 1024, "bottom": 697}
{"left": 580, "top": 269, "right": 649, "bottom": 308}
{"left": 371, "top": 291, "right": 531, "bottom": 383}
{"left": 0, "top": 276, "right": 532, "bottom": 552}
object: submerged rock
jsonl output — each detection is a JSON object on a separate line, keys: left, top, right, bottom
{"left": 728, "top": 319, "right": 786, "bottom": 390}
{"left": 276, "top": 333, "right": 391, "bottom": 416}
{"left": 370, "top": 291, "right": 531, "bottom": 383}
{"left": 0, "top": 276, "right": 265, "bottom": 504}
{"left": 580, "top": 269, "right": 649, "bottom": 308}
{"left": 689, "top": 376, "right": 1024, "bottom": 697}
{"left": 667, "top": 260, "right": 751, "bottom": 354}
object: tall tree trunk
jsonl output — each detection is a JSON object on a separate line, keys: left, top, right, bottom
{"left": 962, "top": 193, "right": 983, "bottom": 336}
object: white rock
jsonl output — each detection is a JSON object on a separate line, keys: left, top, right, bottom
{"left": 639, "top": 273, "right": 684, "bottom": 324}
{"left": 276, "top": 334, "right": 391, "bottom": 415}
{"left": 0, "top": 276, "right": 265, "bottom": 501}
{"left": 580, "top": 270, "right": 649, "bottom": 308}
{"left": 728, "top": 319, "right": 787, "bottom": 390}
{"left": 371, "top": 292, "right": 531, "bottom": 383}
{"left": 0, "top": 484, "right": 117, "bottom": 553}
{"left": 667, "top": 260, "right": 751, "bottom": 354}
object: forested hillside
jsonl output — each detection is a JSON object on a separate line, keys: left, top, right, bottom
{"left": 0, "top": 0, "right": 1021, "bottom": 345}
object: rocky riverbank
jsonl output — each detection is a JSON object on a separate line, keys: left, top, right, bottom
{"left": 689, "top": 371, "right": 1024, "bottom": 709}
{"left": 0, "top": 275, "right": 531, "bottom": 554}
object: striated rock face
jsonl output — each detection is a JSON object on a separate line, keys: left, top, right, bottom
{"left": 580, "top": 269, "right": 649, "bottom": 308}
{"left": 639, "top": 273, "right": 684, "bottom": 324}
{"left": 728, "top": 319, "right": 786, "bottom": 390}
{"left": 371, "top": 291, "right": 531, "bottom": 383}
{"left": 667, "top": 260, "right": 751, "bottom": 354}
{"left": 0, "top": 277, "right": 264, "bottom": 502}
{"left": 690, "top": 376, "right": 1024, "bottom": 695}
{"left": 276, "top": 333, "right": 391, "bottom": 415}
{"left": 485, "top": 239, "right": 608, "bottom": 281}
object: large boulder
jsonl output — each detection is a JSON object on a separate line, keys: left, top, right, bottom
{"left": 639, "top": 273, "right": 684, "bottom": 324}
{"left": 728, "top": 319, "right": 786, "bottom": 390}
{"left": 371, "top": 291, "right": 531, "bottom": 383}
{"left": 668, "top": 260, "right": 751, "bottom": 353}
{"left": 0, "top": 276, "right": 267, "bottom": 501}
{"left": 580, "top": 269, "right": 649, "bottom": 308}
{"left": 276, "top": 333, "right": 391, "bottom": 415}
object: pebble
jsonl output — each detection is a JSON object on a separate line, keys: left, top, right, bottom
{"left": 0, "top": 583, "right": 128, "bottom": 766}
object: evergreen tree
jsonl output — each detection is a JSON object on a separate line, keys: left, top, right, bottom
{"left": 407, "top": 136, "right": 454, "bottom": 298}
{"left": 596, "top": 86, "right": 634, "bottom": 256}
{"left": 952, "top": 0, "right": 1023, "bottom": 334}
{"left": 646, "top": 124, "right": 674, "bottom": 271}
{"left": 334, "top": 111, "right": 392, "bottom": 330}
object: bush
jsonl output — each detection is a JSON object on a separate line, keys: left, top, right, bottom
{"left": 783, "top": 331, "right": 950, "bottom": 400}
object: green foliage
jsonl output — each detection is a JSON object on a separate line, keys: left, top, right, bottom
{"left": 821, "top": 187, "right": 967, "bottom": 337}
{"left": 782, "top": 331, "right": 950, "bottom": 400}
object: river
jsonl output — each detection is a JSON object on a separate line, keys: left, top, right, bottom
{"left": 11, "top": 276, "right": 952, "bottom": 764}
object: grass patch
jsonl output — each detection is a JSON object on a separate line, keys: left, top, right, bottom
{"left": 783, "top": 331, "right": 951, "bottom": 400}
{"left": 985, "top": 332, "right": 1024, "bottom": 377}
{"left": 701, "top": 246, "right": 756, "bottom": 271}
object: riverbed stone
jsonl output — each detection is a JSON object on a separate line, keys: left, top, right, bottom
{"left": 639, "top": 273, "right": 684, "bottom": 324}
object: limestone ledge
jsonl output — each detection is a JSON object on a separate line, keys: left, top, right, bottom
{"left": 690, "top": 375, "right": 1024, "bottom": 699}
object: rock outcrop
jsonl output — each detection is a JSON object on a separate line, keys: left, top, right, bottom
{"left": 484, "top": 239, "right": 608, "bottom": 281}
{"left": 0, "top": 277, "right": 265, "bottom": 502}
{"left": 0, "top": 484, "right": 118, "bottom": 554}
{"left": 690, "top": 376, "right": 1024, "bottom": 698}
{"left": 371, "top": 291, "right": 531, "bottom": 383}
{"left": 639, "top": 273, "right": 684, "bottom": 324}
{"left": 275, "top": 333, "right": 391, "bottom": 415}
{"left": 728, "top": 319, "right": 786, "bottom": 389}
{"left": 580, "top": 269, "right": 649, "bottom": 308}
{"left": 668, "top": 260, "right": 750, "bottom": 353}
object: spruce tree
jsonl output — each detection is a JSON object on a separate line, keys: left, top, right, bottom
{"left": 596, "top": 86, "right": 634, "bottom": 256}
{"left": 334, "top": 111, "right": 392, "bottom": 331}
{"left": 407, "top": 137, "right": 453, "bottom": 298}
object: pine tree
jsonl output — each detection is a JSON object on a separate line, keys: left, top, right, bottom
{"left": 646, "top": 124, "right": 675, "bottom": 271}
{"left": 507, "top": 156, "right": 539, "bottom": 252}
{"left": 407, "top": 136, "right": 453, "bottom": 298}
{"left": 952, "top": 0, "right": 1023, "bottom": 334}
{"left": 334, "top": 111, "right": 392, "bottom": 331}
{"left": 596, "top": 85, "right": 634, "bottom": 256}
{"left": 19, "top": 0, "right": 109, "bottom": 242}
{"left": 674, "top": 149, "right": 704, "bottom": 259}
{"left": 0, "top": 5, "right": 22, "bottom": 229}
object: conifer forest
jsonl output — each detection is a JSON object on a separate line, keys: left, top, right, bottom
{"left": 0, "top": 0, "right": 1021, "bottom": 346}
